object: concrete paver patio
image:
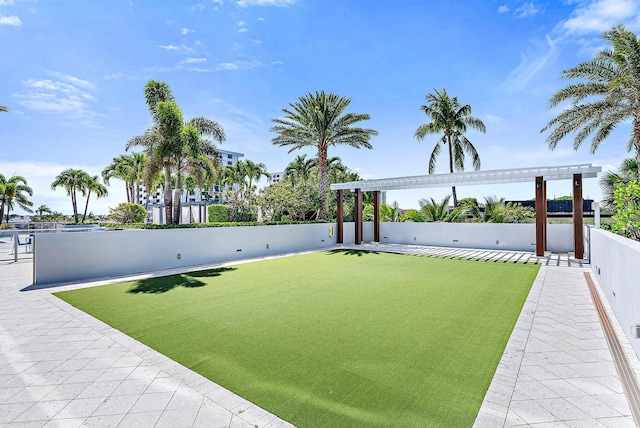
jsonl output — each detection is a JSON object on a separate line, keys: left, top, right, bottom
{"left": 1, "top": 240, "right": 639, "bottom": 427}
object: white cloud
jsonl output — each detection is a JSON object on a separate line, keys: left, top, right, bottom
{"left": 159, "top": 44, "right": 179, "bottom": 50}
{"left": 180, "top": 27, "right": 193, "bottom": 35}
{"left": 0, "top": 14, "right": 20, "bottom": 25}
{"left": 216, "top": 60, "right": 263, "bottom": 71}
{"left": 499, "top": 35, "right": 559, "bottom": 93}
{"left": 14, "top": 74, "right": 103, "bottom": 127}
{"left": 514, "top": 2, "right": 541, "bottom": 18}
{"left": 237, "top": 0, "right": 296, "bottom": 7}
{"left": 257, "top": 16, "right": 265, "bottom": 21}
{"left": 182, "top": 57, "right": 207, "bottom": 64}
{"left": 498, "top": 5, "right": 509, "bottom": 13}
{"left": 562, "top": 0, "right": 640, "bottom": 35}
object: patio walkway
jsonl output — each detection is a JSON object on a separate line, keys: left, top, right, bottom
{"left": 1, "top": 240, "right": 639, "bottom": 427}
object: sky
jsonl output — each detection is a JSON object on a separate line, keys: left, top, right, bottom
{"left": 2, "top": 0, "right": 640, "bottom": 215}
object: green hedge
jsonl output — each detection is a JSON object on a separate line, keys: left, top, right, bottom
{"left": 208, "top": 204, "right": 230, "bottom": 222}
{"left": 103, "top": 220, "right": 331, "bottom": 230}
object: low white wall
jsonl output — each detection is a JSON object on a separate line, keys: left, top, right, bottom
{"left": 34, "top": 223, "right": 337, "bottom": 285}
{"left": 589, "top": 228, "right": 640, "bottom": 358}
{"left": 355, "top": 222, "right": 573, "bottom": 252}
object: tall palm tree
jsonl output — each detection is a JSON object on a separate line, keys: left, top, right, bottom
{"left": 0, "top": 174, "right": 33, "bottom": 224}
{"left": 127, "top": 80, "right": 226, "bottom": 224}
{"left": 271, "top": 91, "right": 377, "bottom": 217}
{"left": 81, "top": 175, "right": 108, "bottom": 223}
{"left": 414, "top": 88, "right": 486, "bottom": 207}
{"left": 51, "top": 169, "right": 89, "bottom": 224}
{"left": 541, "top": 25, "right": 640, "bottom": 176}
{"left": 0, "top": 105, "right": 8, "bottom": 113}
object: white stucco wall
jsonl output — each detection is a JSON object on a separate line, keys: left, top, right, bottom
{"left": 589, "top": 228, "right": 640, "bottom": 358}
{"left": 34, "top": 223, "right": 336, "bottom": 285}
{"left": 361, "top": 222, "right": 574, "bottom": 252}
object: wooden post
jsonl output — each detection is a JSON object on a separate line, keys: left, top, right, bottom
{"left": 355, "top": 189, "right": 362, "bottom": 245}
{"left": 373, "top": 191, "right": 380, "bottom": 243}
{"left": 573, "top": 173, "right": 584, "bottom": 259}
{"left": 535, "top": 176, "right": 545, "bottom": 257}
{"left": 336, "top": 190, "right": 344, "bottom": 244}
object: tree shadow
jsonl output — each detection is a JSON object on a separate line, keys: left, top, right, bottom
{"left": 128, "top": 267, "right": 236, "bottom": 294}
{"left": 325, "top": 249, "right": 380, "bottom": 257}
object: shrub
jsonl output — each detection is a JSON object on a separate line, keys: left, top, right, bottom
{"left": 208, "top": 204, "right": 230, "bottom": 222}
{"left": 109, "top": 203, "right": 147, "bottom": 224}
{"left": 612, "top": 180, "right": 640, "bottom": 241}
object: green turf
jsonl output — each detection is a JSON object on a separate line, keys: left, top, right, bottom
{"left": 54, "top": 250, "right": 539, "bottom": 427}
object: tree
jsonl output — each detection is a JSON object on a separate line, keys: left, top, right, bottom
{"left": 127, "top": 80, "right": 225, "bottom": 224}
{"left": 244, "top": 159, "right": 271, "bottom": 189}
{"left": 36, "top": 205, "right": 52, "bottom": 220}
{"left": 541, "top": 25, "right": 640, "bottom": 177}
{"left": 109, "top": 202, "right": 147, "bottom": 224}
{"left": 0, "top": 105, "right": 8, "bottom": 113}
{"left": 51, "top": 169, "right": 89, "bottom": 224}
{"left": 285, "top": 154, "right": 318, "bottom": 184}
{"left": 414, "top": 89, "right": 486, "bottom": 207}
{"left": 0, "top": 174, "right": 33, "bottom": 224}
{"left": 81, "top": 175, "right": 108, "bottom": 223}
{"left": 271, "top": 91, "right": 377, "bottom": 217}
{"left": 418, "top": 195, "right": 463, "bottom": 222}
{"left": 600, "top": 157, "right": 639, "bottom": 209}
{"left": 102, "top": 154, "right": 136, "bottom": 202}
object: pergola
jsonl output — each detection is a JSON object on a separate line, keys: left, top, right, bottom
{"left": 330, "top": 163, "right": 602, "bottom": 258}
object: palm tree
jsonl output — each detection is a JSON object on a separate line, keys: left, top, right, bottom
{"left": 127, "top": 80, "right": 226, "bottom": 224}
{"left": 468, "top": 196, "right": 506, "bottom": 223}
{"left": 81, "top": 175, "right": 108, "bottom": 223}
{"left": 36, "top": 204, "right": 52, "bottom": 220}
{"left": 418, "top": 195, "right": 463, "bottom": 222}
{"left": 285, "top": 154, "right": 318, "bottom": 184}
{"left": 102, "top": 155, "right": 136, "bottom": 202}
{"left": 0, "top": 174, "right": 33, "bottom": 224}
{"left": 541, "top": 25, "right": 640, "bottom": 176}
{"left": 600, "top": 158, "right": 639, "bottom": 209}
{"left": 51, "top": 169, "right": 89, "bottom": 224}
{"left": 271, "top": 91, "right": 377, "bottom": 217}
{"left": 244, "top": 160, "right": 271, "bottom": 189}
{"left": 0, "top": 105, "right": 8, "bottom": 113}
{"left": 414, "top": 88, "right": 486, "bottom": 207}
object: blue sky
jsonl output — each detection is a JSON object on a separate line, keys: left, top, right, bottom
{"left": 2, "top": 0, "right": 640, "bottom": 215}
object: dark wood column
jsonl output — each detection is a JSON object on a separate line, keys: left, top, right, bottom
{"left": 336, "top": 190, "right": 344, "bottom": 244}
{"left": 354, "top": 188, "right": 363, "bottom": 245}
{"left": 535, "top": 176, "right": 546, "bottom": 257}
{"left": 373, "top": 191, "right": 380, "bottom": 242}
{"left": 573, "top": 173, "right": 584, "bottom": 259}
{"left": 543, "top": 180, "right": 547, "bottom": 251}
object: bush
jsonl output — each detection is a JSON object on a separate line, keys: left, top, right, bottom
{"left": 612, "top": 180, "right": 640, "bottom": 241}
{"left": 109, "top": 203, "right": 147, "bottom": 224}
{"left": 208, "top": 204, "right": 230, "bottom": 222}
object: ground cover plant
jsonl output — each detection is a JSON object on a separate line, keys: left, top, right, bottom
{"left": 55, "top": 251, "right": 539, "bottom": 427}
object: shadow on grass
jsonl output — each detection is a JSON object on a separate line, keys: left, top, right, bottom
{"left": 326, "top": 249, "right": 380, "bottom": 257}
{"left": 128, "top": 267, "right": 236, "bottom": 294}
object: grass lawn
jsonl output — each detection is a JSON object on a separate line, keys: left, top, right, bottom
{"left": 54, "top": 250, "right": 539, "bottom": 427}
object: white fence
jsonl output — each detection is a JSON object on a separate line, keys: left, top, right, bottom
{"left": 33, "top": 222, "right": 576, "bottom": 285}
{"left": 589, "top": 228, "right": 640, "bottom": 358}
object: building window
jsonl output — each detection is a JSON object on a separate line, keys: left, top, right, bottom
{"left": 227, "top": 154, "right": 233, "bottom": 159}
{"left": 227, "top": 161, "right": 232, "bottom": 165}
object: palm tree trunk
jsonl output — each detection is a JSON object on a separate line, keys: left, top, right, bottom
{"left": 634, "top": 117, "right": 640, "bottom": 178}
{"left": 0, "top": 203, "right": 5, "bottom": 225}
{"left": 173, "top": 189, "right": 181, "bottom": 224}
{"left": 135, "top": 180, "right": 141, "bottom": 204}
{"left": 447, "top": 135, "right": 458, "bottom": 207}
{"left": 126, "top": 182, "right": 131, "bottom": 203}
{"left": 71, "top": 190, "right": 79, "bottom": 224}
{"left": 82, "top": 193, "right": 91, "bottom": 224}
{"left": 164, "top": 165, "right": 173, "bottom": 225}
{"left": 318, "top": 147, "right": 328, "bottom": 219}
